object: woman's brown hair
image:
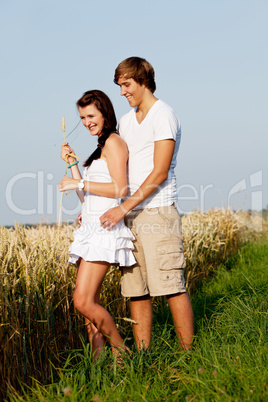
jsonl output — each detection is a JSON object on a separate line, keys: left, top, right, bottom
{"left": 76, "top": 90, "right": 118, "bottom": 167}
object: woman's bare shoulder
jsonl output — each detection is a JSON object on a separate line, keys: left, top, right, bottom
{"left": 105, "top": 133, "right": 127, "bottom": 149}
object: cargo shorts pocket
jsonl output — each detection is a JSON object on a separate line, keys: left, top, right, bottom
{"left": 156, "top": 240, "right": 186, "bottom": 282}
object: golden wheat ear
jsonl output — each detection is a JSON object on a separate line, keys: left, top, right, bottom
{"left": 65, "top": 153, "right": 81, "bottom": 161}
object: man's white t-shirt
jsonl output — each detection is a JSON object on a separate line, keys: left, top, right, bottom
{"left": 119, "top": 99, "right": 181, "bottom": 209}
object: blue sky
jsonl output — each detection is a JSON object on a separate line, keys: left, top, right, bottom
{"left": 1, "top": 0, "right": 267, "bottom": 226}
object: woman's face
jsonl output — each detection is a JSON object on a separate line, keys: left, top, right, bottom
{"left": 78, "top": 103, "right": 105, "bottom": 137}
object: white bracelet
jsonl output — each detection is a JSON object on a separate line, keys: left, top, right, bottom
{"left": 77, "top": 179, "right": 84, "bottom": 190}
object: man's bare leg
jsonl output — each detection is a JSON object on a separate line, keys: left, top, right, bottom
{"left": 166, "top": 292, "right": 194, "bottom": 350}
{"left": 130, "top": 295, "right": 152, "bottom": 350}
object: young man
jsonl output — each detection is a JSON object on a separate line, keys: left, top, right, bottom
{"left": 100, "top": 57, "right": 194, "bottom": 350}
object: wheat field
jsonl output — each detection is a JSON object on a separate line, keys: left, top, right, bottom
{"left": 0, "top": 208, "right": 264, "bottom": 397}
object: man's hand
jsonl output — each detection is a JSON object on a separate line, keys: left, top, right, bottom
{"left": 99, "top": 205, "right": 128, "bottom": 230}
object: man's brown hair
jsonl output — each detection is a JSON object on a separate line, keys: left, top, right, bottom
{"left": 114, "top": 57, "right": 156, "bottom": 93}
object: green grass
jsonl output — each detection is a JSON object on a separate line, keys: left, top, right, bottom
{"left": 1, "top": 210, "right": 258, "bottom": 400}
{"left": 7, "top": 237, "right": 268, "bottom": 401}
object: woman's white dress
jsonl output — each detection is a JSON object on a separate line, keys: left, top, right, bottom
{"left": 69, "top": 159, "right": 136, "bottom": 266}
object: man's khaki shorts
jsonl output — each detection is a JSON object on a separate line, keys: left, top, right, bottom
{"left": 121, "top": 204, "right": 186, "bottom": 297}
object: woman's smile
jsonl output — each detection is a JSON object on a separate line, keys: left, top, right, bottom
{"left": 78, "top": 104, "right": 105, "bottom": 137}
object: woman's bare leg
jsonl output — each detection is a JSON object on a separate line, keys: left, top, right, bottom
{"left": 85, "top": 318, "right": 106, "bottom": 360}
{"left": 77, "top": 258, "right": 105, "bottom": 358}
{"left": 74, "top": 259, "right": 127, "bottom": 355}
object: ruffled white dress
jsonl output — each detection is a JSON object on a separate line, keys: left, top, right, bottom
{"left": 69, "top": 158, "right": 136, "bottom": 266}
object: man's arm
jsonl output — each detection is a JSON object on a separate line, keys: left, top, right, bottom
{"left": 99, "top": 139, "right": 175, "bottom": 229}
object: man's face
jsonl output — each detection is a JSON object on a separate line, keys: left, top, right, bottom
{"left": 118, "top": 76, "right": 145, "bottom": 108}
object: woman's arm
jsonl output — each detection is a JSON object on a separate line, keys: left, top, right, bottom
{"left": 58, "top": 135, "right": 128, "bottom": 199}
{"left": 60, "top": 143, "right": 84, "bottom": 203}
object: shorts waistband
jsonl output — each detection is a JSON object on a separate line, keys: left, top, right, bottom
{"left": 128, "top": 202, "right": 176, "bottom": 214}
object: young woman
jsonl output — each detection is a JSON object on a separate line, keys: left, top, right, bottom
{"left": 58, "top": 90, "right": 135, "bottom": 359}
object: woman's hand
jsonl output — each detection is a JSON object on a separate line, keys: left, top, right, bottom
{"left": 60, "top": 143, "right": 76, "bottom": 164}
{"left": 58, "top": 176, "right": 79, "bottom": 192}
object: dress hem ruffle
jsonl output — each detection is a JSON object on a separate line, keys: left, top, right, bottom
{"left": 68, "top": 221, "right": 136, "bottom": 267}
